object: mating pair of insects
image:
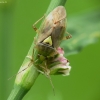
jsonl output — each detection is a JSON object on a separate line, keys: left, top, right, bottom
{"left": 30, "top": 6, "right": 71, "bottom": 92}
{"left": 32, "top": 6, "right": 71, "bottom": 66}
{"left": 15, "top": 6, "right": 71, "bottom": 94}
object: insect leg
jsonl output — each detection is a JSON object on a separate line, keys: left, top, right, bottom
{"left": 33, "top": 15, "right": 45, "bottom": 33}
{"left": 47, "top": 75, "right": 55, "bottom": 95}
{"left": 66, "top": 32, "right": 72, "bottom": 39}
{"left": 63, "top": 32, "right": 72, "bottom": 40}
{"left": 44, "top": 62, "right": 55, "bottom": 95}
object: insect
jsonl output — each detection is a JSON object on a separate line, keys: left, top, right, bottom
{"left": 33, "top": 6, "right": 67, "bottom": 57}
{"left": 32, "top": 6, "right": 71, "bottom": 71}
{"left": 31, "top": 6, "right": 71, "bottom": 93}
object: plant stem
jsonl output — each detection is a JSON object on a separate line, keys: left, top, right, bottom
{"left": 7, "top": 0, "right": 67, "bottom": 100}
{"left": 46, "top": 0, "right": 67, "bottom": 14}
{"left": 8, "top": 64, "right": 39, "bottom": 100}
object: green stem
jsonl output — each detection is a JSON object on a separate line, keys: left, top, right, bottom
{"left": 7, "top": 84, "right": 30, "bottom": 100}
{"left": 46, "top": 0, "right": 67, "bottom": 14}
{"left": 8, "top": 64, "right": 39, "bottom": 100}
{"left": 7, "top": 0, "right": 67, "bottom": 100}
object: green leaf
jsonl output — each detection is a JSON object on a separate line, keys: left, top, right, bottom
{"left": 61, "top": 9, "right": 100, "bottom": 56}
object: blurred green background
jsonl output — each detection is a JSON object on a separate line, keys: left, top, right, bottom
{"left": 0, "top": 0, "right": 100, "bottom": 100}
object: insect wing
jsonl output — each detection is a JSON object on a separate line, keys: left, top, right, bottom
{"left": 37, "top": 10, "right": 54, "bottom": 43}
{"left": 51, "top": 6, "right": 66, "bottom": 48}
{"left": 37, "top": 6, "right": 66, "bottom": 43}
{"left": 36, "top": 6, "right": 66, "bottom": 56}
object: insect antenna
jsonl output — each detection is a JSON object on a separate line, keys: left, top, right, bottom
{"left": 8, "top": 60, "right": 33, "bottom": 80}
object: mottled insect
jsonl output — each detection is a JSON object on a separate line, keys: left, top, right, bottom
{"left": 31, "top": 6, "right": 71, "bottom": 93}
{"left": 33, "top": 6, "right": 68, "bottom": 57}
{"left": 32, "top": 6, "right": 71, "bottom": 75}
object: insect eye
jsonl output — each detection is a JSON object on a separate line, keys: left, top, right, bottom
{"left": 42, "top": 36, "right": 52, "bottom": 46}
